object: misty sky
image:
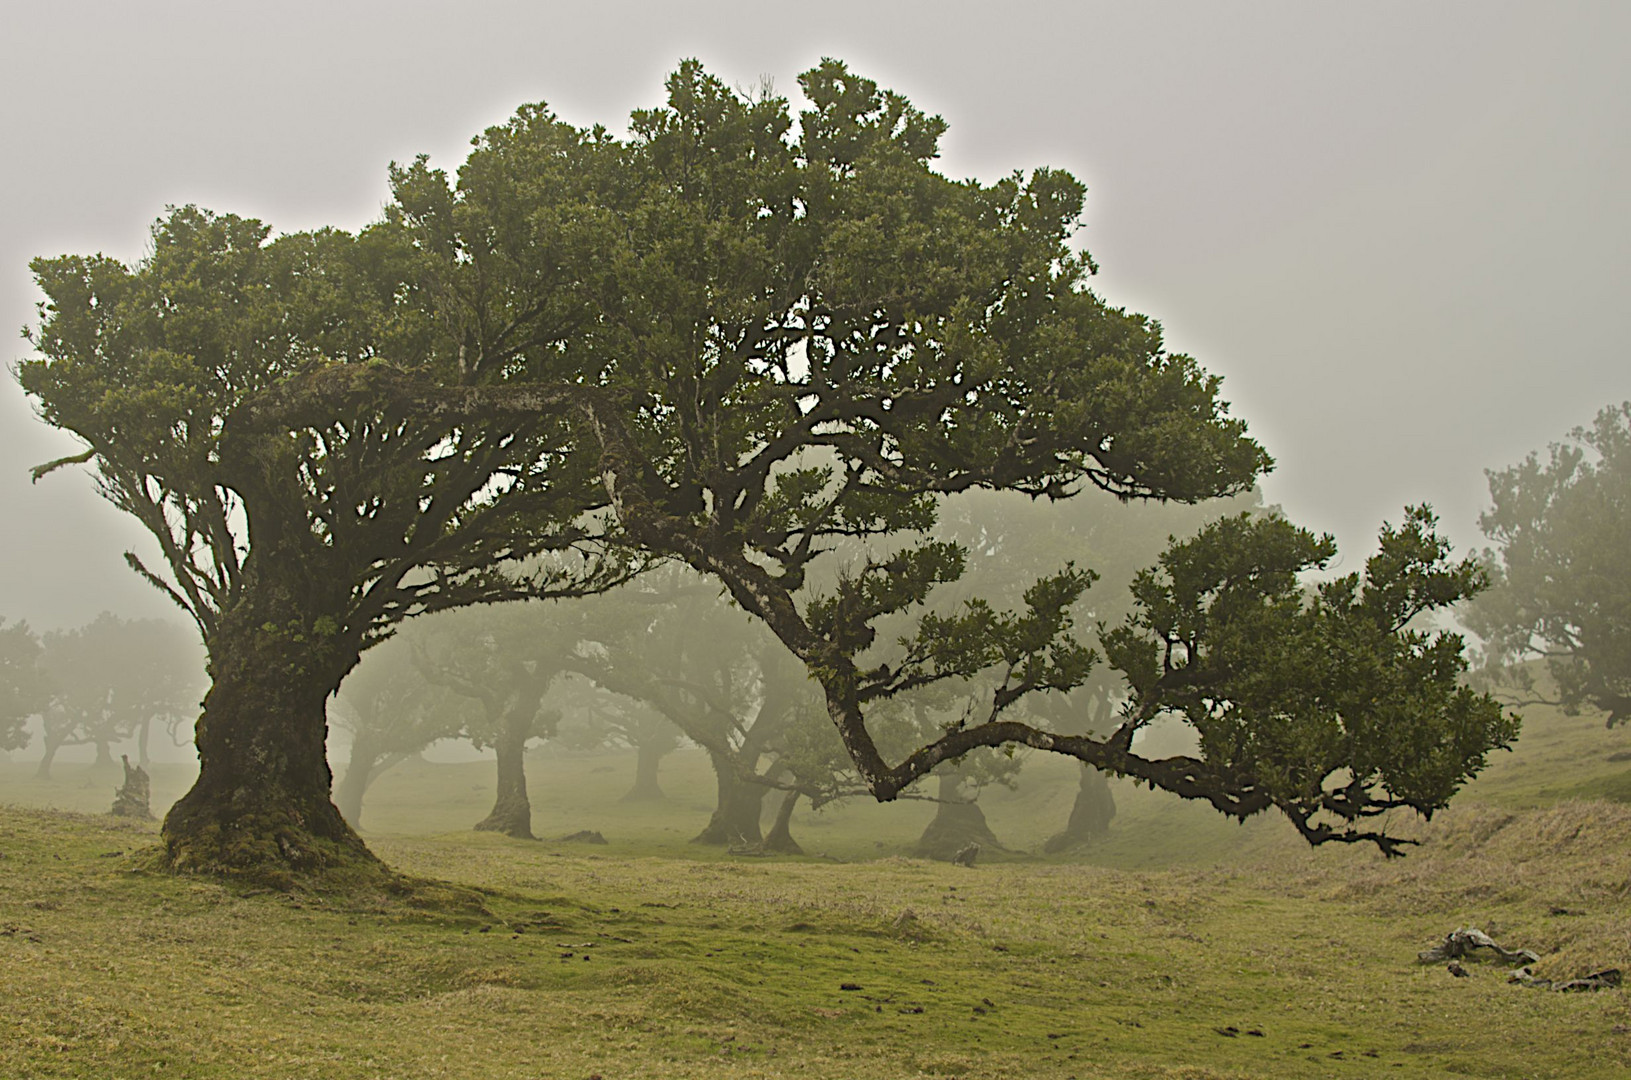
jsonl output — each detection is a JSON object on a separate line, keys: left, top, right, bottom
{"left": 1, "top": 0, "right": 1626, "bottom": 631}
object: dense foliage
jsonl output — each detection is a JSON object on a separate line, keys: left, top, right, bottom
{"left": 508, "top": 61, "right": 1507, "bottom": 852}
{"left": 1102, "top": 508, "right": 1516, "bottom": 853}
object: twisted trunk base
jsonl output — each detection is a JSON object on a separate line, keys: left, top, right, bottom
{"left": 1044, "top": 763, "right": 1117, "bottom": 853}
{"left": 762, "top": 788, "right": 804, "bottom": 854}
{"left": 693, "top": 750, "right": 766, "bottom": 846}
{"left": 160, "top": 612, "right": 380, "bottom": 889}
{"left": 917, "top": 774, "right": 1004, "bottom": 861}
{"left": 34, "top": 730, "right": 64, "bottom": 780}
{"left": 475, "top": 727, "right": 534, "bottom": 839}
{"left": 620, "top": 739, "right": 667, "bottom": 802}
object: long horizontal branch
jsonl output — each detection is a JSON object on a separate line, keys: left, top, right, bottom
{"left": 860, "top": 716, "right": 1412, "bottom": 853}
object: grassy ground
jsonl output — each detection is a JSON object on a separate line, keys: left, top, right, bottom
{"left": 3, "top": 703, "right": 1631, "bottom": 1078}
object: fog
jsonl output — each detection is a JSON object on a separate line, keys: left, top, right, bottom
{"left": 0, "top": 3, "right": 1625, "bottom": 800}
{"left": 2, "top": 2, "right": 1626, "bottom": 633}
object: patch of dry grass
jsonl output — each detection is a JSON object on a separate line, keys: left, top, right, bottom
{"left": 3, "top": 797, "right": 1630, "bottom": 1079}
{"left": 3, "top": 699, "right": 1629, "bottom": 1077}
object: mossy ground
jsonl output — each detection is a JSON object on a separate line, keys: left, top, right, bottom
{"left": 3, "top": 704, "right": 1631, "bottom": 1078}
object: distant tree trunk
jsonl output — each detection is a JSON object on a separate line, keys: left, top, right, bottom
{"left": 1044, "top": 763, "right": 1117, "bottom": 853}
{"left": 762, "top": 788, "right": 803, "bottom": 854}
{"left": 916, "top": 772, "right": 1004, "bottom": 861}
{"left": 93, "top": 738, "right": 114, "bottom": 768}
{"left": 137, "top": 715, "right": 152, "bottom": 768}
{"left": 693, "top": 749, "right": 766, "bottom": 846}
{"left": 35, "top": 727, "right": 66, "bottom": 779}
{"left": 160, "top": 573, "right": 377, "bottom": 887}
{"left": 475, "top": 712, "right": 534, "bottom": 839}
{"left": 333, "top": 752, "right": 371, "bottom": 830}
{"left": 332, "top": 733, "right": 410, "bottom": 830}
{"left": 620, "top": 738, "right": 667, "bottom": 802}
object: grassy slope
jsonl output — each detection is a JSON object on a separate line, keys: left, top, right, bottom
{"left": 4, "top": 704, "right": 1631, "bottom": 1079}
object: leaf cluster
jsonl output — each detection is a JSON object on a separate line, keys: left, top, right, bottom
{"left": 18, "top": 160, "right": 627, "bottom": 670}
{"left": 1104, "top": 507, "right": 1517, "bottom": 853}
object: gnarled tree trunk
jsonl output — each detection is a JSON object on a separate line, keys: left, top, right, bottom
{"left": 916, "top": 772, "right": 1004, "bottom": 861}
{"left": 1044, "top": 762, "right": 1117, "bottom": 852}
{"left": 160, "top": 589, "right": 375, "bottom": 887}
{"left": 693, "top": 749, "right": 766, "bottom": 846}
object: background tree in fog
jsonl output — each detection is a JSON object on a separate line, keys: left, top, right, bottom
{"left": 549, "top": 675, "right": 682, "bottom": 803}
{"left": 868, "top": 689, "right": 1022, "bottom": 859}
{"left": 1465, "top": 402, "right": 1631, "bottom": 726}
{"left": 749, "top": 646, "right": 837, "bottom": 855}
{"left": 570, "top": 570, "right": 813, "bottom": 849}
{"left": 35, "top": 614, "right": 199, "bottom": 779}
{"left": 0, "top": 619, "right": 47, "bottom": 753}
{"left": 330, "top": 629, "right": 470, "bottom": 829}
{"left": 414, "top": 603, "right": 578, "bottom": 839}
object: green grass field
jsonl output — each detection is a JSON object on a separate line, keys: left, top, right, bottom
{"left": 4, "top": 703, "right": 1631, "bottom": 1078}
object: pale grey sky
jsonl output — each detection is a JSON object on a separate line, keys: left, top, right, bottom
{"left": 2, "top": 0, "right": 1626, "bottom": 629}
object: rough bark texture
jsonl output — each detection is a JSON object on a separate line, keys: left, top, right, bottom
{"left": 475, "top": 723, "right": 535, "bottom": 839}
{"left": 620, "top": 739, "right": 667, "bottom": 802}
{"left": 762, "top": 788, "right": 804, "bottom": 854}
{"left": 693, "top": 749, "right": 767, "bottom": 846}
{"left": 160, "top": 598, "right": 377, "bottom": 888}
{"left": 916, "top": 773, "right": 1005, "bottom": 861}
{"left": 1044, "top": 763, "right": 1117, "bottom": 852}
